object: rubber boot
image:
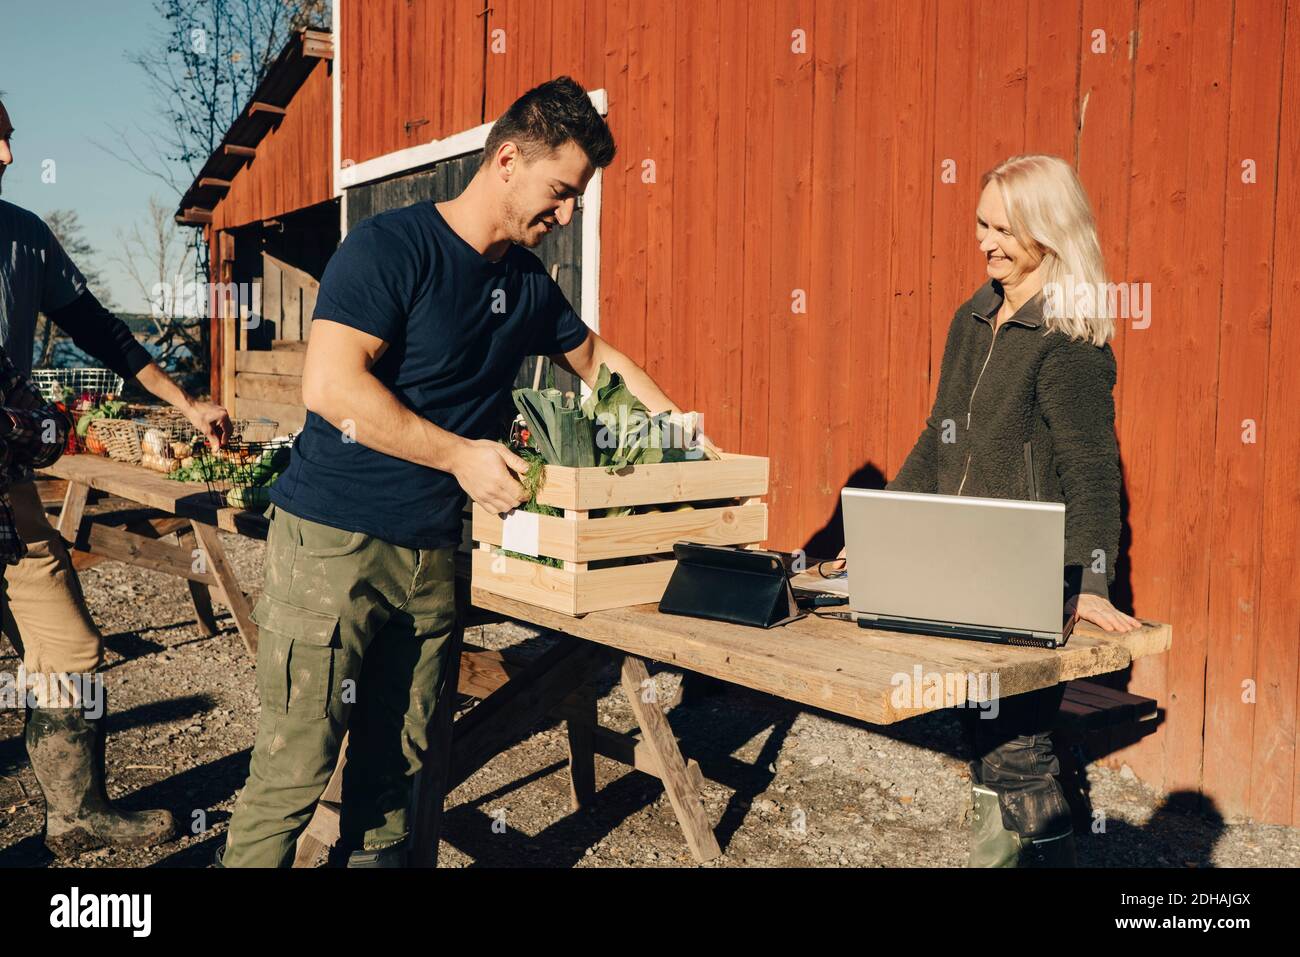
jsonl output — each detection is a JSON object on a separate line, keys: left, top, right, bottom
{"left": 25, "top": 703, "right": 177, "bottom": 857}
{"left": 968, "top": 784, "right": 1021, "bottom": 867}
{"left": 968, "top": 784, "right": 1078, "bottom": 867}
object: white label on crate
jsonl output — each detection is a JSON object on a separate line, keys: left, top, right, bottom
{"left": 500, "top": 508, "right": 540, "bottom": 558}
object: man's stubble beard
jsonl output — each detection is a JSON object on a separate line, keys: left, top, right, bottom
{"left": 501, "top": 191, "right": 540, "bottom": 249}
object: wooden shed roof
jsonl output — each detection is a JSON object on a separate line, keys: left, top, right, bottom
{"left": 175, "top": 28, "right": 332, "bottom": 226}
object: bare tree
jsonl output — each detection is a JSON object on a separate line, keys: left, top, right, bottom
{"left": 109, "top": 196, "right": 207, "bottom": 382}
{"left": 90, "top": 0, "right": 328, "bottom": 387}
{"left": 95, "top": 0, "right": 329, "bottom": 194}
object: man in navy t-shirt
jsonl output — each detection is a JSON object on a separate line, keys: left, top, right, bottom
{"left": 222, "top": 77, "right": 685, "bottom": 867}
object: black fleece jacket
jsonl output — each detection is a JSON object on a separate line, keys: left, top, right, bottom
{"left": 889, "top": 279, "right": 1121, "bottom": 598}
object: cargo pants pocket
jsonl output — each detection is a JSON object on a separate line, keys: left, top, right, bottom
{"left": 251, "top": 592, "right": 340, "bottom": 720}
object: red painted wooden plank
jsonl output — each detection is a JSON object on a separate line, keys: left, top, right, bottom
{"left": 549, "top": 0, "right": 584, "bottom": 82}
{"left": 1258, "top": 0, "right": 1300, "bottom": 831}
{"left": 483, "top": 0, "right": 510, "bottom": 120}
{"left": 803, "top": 0, "right": 858, "bottom": 553}
{"left": 638, "top": 1, "right": 678, "bottom": 398}
{"left": 672, "top": 0, "right": 721, "bottom": 415}
{"left": 1111, "top": 0, "right": 1196, "bottom": 795}
{"left": 884, "top": 0, "right": 938, "bottom": 479}
{"left": 598, "top": 0, "right": 639, "bottom": 361}
{"left": 519, "top": 0, "right": 554, "bottom": 93}
{"left": 846, "top": 0, "right": 898, "bottom": 501}
{"left": 928, "top": 0, "right": 979, "bottom": 413}
{"left": 1025, "top": 0, "right": 1083, "bottom": 160}
{"left": 1205, "top": 0, "right": 1286, "bottom": 823}
{"left": 453, "top": 0, "right": 485, "bottom": 131}
{"left": 971, "top": 0, "right": 1028, "bottom": 177}
{"left": 1076, "top": 0, "right": 1138, "bottom": 429}
{"left": 1140, "top": 0, "right": 1231, "bottom": 806}
{"left": 582, "top": 0, "right": 607, "bottom": 93}
{"left": 738, "top": 0, "right": 776, "bottom": 473}
{"left": 709, "top": 0, "right": 750, "bottom": 453}
{"left": 765, "top": 0, "right": 816, "bottom": 549}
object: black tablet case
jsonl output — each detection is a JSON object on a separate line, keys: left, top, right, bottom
{"left": 658, "top": 542, "right": 804, "bottom": 628}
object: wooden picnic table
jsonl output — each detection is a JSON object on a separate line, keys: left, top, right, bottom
{"left": 38, "top": 454, "right": 266, "bottom": 655}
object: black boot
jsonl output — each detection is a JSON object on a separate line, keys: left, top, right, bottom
{"left": 346, "top": 845, "right": 409, "bottom": 867}
{"left": 25, "top": 700, "right": 177, "bottom": 857}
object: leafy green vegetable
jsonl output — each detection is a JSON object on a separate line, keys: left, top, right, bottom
{"left": 75, "top": 399, "right": 128, "bottom": 437}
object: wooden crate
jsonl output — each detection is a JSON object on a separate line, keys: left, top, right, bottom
{"left": 471, "top": 453, "right": 769, "bottom": 615}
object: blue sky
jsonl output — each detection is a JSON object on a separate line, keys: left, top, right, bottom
{"left": 2, "top": 0, "right": 183, "bottom": 313}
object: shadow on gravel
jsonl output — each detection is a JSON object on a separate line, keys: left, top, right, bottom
{"left": 1074, "top": 791, "right": 1226, "bottom": 867}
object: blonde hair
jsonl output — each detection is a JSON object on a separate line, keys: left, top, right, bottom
{"left": 980, "top": 154, "right": 1114, "bottom": 346}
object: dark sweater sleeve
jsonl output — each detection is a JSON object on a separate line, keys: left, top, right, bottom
{"left": 889, "top": 308, "right": 964, "bottom": 494}
{"left": 46, "top": 290, "right": 153, "bottom": 380}
{"left": 889, "top": 419, "right": 939, "bottom": 493}
{"left": 1037, "top": 340, "right": 1121, "bottom": 597}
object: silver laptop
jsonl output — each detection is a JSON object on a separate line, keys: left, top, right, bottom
{"left": 840, "top": 488, "right": 1071, "bottom": 647}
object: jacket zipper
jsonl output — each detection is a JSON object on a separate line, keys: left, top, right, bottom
{"left": 955, "top": 313, "right": 1035, "bottom": 496}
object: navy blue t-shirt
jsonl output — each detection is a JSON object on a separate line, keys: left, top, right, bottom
{"left": 270, "top": 201, "right": 590, "bottom": 548}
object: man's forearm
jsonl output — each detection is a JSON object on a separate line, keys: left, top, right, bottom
{"left": 305, "top": 368, "right": 468, "bottom": 473}
{"left": 586, "top": 338, "right": 680, "bottom": 415}
{"left": 135, "top": 362, "right": 193, "bottom": 411}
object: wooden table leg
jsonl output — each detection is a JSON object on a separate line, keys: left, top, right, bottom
{"left": 175, "top": 526, "right": 219, "bottom": 637}
{"left": 293, "top": 734, "right": 347, "bottom": 867}
{"left": 190, "top": 520, "right": 258, "bottom": 655}
{"left": 620, "top": 655, "right": 721, "bottom": 862}
{"left": 56, "top": 480, "right": 90, "bottom": 541}
{"left": 566, "top": 684, "right": 597, "bottom": 811}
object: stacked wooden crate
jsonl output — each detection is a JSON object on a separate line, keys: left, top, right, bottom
{"left": 472, "top": 453, "right": 769, "bottom": 615}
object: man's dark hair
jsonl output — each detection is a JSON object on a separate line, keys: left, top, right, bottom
{"left": 482, "top": 76, "right": 616, "bottom": 169}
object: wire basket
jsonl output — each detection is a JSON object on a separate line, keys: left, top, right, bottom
{"left": 194, "top": 419, "right": 288, "bottom": 509}
{"left": 31, "top": 367, "right": 125, "bottom": 405}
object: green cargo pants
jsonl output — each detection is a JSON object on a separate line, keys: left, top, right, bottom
{"left": 221, "top": 504, "right": 460, "bottom": 868}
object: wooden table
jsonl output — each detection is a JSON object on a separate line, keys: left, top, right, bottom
{"left": 445, "top": 584, "right": 1172, "bottom": 863}
{"left": 39, "top": 454, "right": 266, "bottom": 654}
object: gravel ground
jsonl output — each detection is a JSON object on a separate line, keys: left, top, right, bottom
{"left": 1, "top": 509, "right": 1296, "bottom": 869}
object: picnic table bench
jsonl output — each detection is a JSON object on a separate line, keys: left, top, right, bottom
{"left": 37, "top": 454, "right": 1172, "bottom": 866}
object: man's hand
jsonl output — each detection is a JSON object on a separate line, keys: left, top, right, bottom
{"left": 451, "top": 439, "right": 529, "bottom": 514}
{"left": 1065, "top": 592, "right": 1143, "bottom": 633}
{"left": 185, "top": 399, "right": 233, "bottom": 449}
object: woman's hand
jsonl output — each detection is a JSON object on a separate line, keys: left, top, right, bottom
{"left": 1066, "top": 592, "right": 1142, "bottom": 633}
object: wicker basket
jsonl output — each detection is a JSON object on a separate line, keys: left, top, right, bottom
{"left": 86, "top": 419, "right": 143, "bottom": 464}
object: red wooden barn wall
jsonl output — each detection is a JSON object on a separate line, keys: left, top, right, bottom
{"left": 213, "top": 57, "right": 334, "bottom": 231}
{"left": 340, "top": 0, "right": 1300, "bottom": 828}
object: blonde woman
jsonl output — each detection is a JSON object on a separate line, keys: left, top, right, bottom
{"left": 847, "top": 155, "right": 1140, "bottom": 866}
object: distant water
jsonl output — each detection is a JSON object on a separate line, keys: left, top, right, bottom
{"left": 34, "top": 314, "right": 195, "bottom": 371}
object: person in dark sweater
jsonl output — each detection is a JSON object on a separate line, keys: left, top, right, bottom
{"left": 844, "top": 154, "right": 1140, "bottom": 866}
{"left": 0, "top": 95, "right": 231, "bottom": 855}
